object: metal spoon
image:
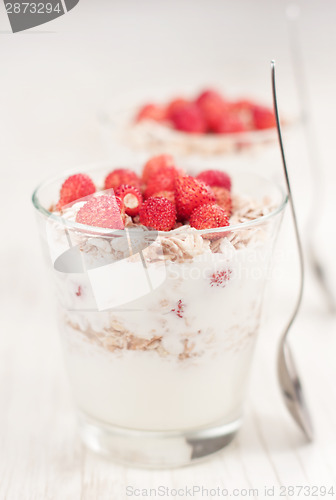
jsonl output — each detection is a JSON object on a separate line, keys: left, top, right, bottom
{"left": 271, "top": 60, "right": 314, "bottom": 441}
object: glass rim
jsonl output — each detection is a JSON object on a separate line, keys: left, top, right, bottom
{"left": 32, "top": 163, "right": 288, "bottom": 238}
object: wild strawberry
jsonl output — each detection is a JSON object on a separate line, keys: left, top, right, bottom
{"left": 171, "top": 299, "right": 185, "bottom": 318}
{"left": 195, "top": 89, "right": 228, "bottom": 131}
{"left": 139, "top": 197, "right": 176, "bottom": 231}
{"left": 115, "top": 185, "right": 143, "bottom": 217}
{"left": 144, "top": 167, "right": 181, "bottom": 198}
{"left": 196, "top": 169, "right": 232, "bottom": 191}
{"left": 211, "top": 113, "right": 246, "bottom": 134}
{"left": 104, "top": 168, "right": 140, "bottom": 191}
{"left": 170, "top": 102, "right": 207, "bottom": 133}
{"left": 195, "top": 89, "right": 224, "bottom": 107}
{"left": 151, "top": 190, "right": 175, "bottom": 204}
{"left": 189, "top": 203, "right": 229, "bottom": 239}
{"left": 166, "top": 98, "right": 190, "bottom": 120}
{"left": 57, "top": 173, "right": 96, "bottom": 209}
{"left": 252, "top": 105, "right": 276, "bottom": 130}
{"left": 142, "top": 154, "right": 176, "bottom": 183}
{"left": 76, "top": 195, "right": 125, "bottom": 230}
{"left": 211, "top": 186, "right": 232, "bottom": 216}
{"left": 136, "top": 103, "right": 166, "bottom": 123}
{"left": 209, "top": 269, "right": 232, "bottom": 287}
{"left": 175, "top": 176, "right": 215, "bottom": 220}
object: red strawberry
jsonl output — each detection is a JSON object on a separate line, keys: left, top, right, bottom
{"left": 211, "top": 113, "right": 246, "bottom": 134}
{"left": 252, "top": 105, "right": 276, "bottom": 130}
{"left": 210, "top": 269, "right": 232, "bottom": 287}
{"left": 115, "top": 184, "right": 143, "bottom": 217}
{"left": 139, "top": 197, "right": 176, "bottom": 231}
{"left": 175, "top": 176, "right": 216, "bottom": 220}
{"left": 144, "top": 167, "right": 181, "bottom": 198}
{"left": 57, "top": 173, "right": 96, "bottom": 209}
{"left": 189, "top": 203, "right": 229, "bottom": 239}
{"left": 196, "top": 169, "right": 232, "bottom": 191}
{"left": 195, "top": 89, "right": 224, "bottom": 107}
{"left": 151, "top": 190, "right": 175, "bottom": 204}
{"left": 166, "top": 98, "right": 190, "bottom": 119}
{"left": 171, "top": 299, "right": 185, "bottom": 318}
{"left": 195, "top": 89, "right": 228, "bottom": 131}
{"left": 104, "top": 168, "right": 140, "bottom": 191}
{"left": 76, "top": 195, "right": 125, "bottom": 229}
{"left": 211, "top": 186, "right": 232, "bottom": 216}
{"left": 228, "top": 100, "right": 259, "bottom": 130}
{"left": 170, "top": 102, "right": 207, "bottom": 134}
{"left": 136, "top": 103, "right": 166, "bottom": 123}
{"left": 142, "top": 154, "right": 176, "bottom": 183}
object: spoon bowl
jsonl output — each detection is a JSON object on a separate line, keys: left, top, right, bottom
{"left": 278, "top": 340, "right": 314, "bottom": 441}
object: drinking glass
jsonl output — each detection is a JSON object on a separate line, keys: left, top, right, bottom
{"left": 32, "top": 164, "right": 287, "bottom": 467}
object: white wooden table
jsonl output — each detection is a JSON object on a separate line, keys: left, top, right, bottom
{"left": 1, "top": 1, "right": 336, "bottom": 498}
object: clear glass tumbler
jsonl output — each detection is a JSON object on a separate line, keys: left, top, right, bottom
{"left": 32, "top": 165, "right": 287, "bottom": 468}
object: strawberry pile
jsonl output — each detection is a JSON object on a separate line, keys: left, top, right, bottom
{"left": 135, "top": 88, "right": 276, "bottom": 134}
{"left": 55, "top": 154, "right": 232, "bottom": 237}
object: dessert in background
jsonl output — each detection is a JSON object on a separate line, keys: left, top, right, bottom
{"left": 136, "top": 88, "right": 276, "bottom": 134}
{"left": 110, "top": 88, "right": 285, "bottom": 157}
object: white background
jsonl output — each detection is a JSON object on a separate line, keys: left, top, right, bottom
{"left": 1, "top": 1, "right": 336, "bottom": 499}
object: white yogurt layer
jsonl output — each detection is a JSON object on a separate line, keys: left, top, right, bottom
{"left": 64, "top": 332, "right": 255, "bottom": 431}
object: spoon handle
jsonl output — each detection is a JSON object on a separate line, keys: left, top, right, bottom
{"left": 271, "top": 60, "right": 304, "bottom": 331}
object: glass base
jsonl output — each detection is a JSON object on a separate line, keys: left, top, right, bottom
{"left": 78, "top": 412, "right": 242, "bottom": 468}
